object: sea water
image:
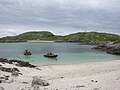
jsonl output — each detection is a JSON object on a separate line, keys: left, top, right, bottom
{"left": 0, "top": 42, "right": 120, "bottom": 65}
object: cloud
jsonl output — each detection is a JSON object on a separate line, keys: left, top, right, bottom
{"left": 0, "top": 29, "right": 17, "bottom": 37}
{"left": 0, "top": 0, "right": 120, "bottom": 37}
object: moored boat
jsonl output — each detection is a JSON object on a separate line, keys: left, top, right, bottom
{"left": 23, "top": 50, "right": 32, "bottom": 55}
{"left": 44, "top": 54, "right": 58, "bottom": 58}
{"left": 44, "top": 53, "right": 58, "bottom": 58}
{"left": 24, "top": 53, "right": 32, "bottom": 55}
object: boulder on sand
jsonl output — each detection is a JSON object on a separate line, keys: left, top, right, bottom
{"left": 32, "top": 76, "right": 49, "bottom": 86}
{"left": 0, "top": 86, "right": 4, "bottom": 90}
{"left": 11, "top": 71, "right": 19, "bottom": 77}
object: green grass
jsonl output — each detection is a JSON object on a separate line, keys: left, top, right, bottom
{"left": 0, "top": 31, "right": 120, "bottom": 44}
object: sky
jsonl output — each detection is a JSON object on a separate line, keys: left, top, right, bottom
{"left": 0, "top": 0, "right": 120, "bottom": 37}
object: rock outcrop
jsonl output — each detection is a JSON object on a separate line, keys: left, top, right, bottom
{"left": 11, "top": 71, "right": 19, "bottom": 77}
{"left": 0, "top": 67, "right": 19, "bottom": 73}
{"left": 0, "top": 86, "right": 4, "bottom": 90}
{"left": 0, "top": 58, "right": 36, "bottom": 68}
{"left": 93, "top": 43, "right": 120, "bottom": 55}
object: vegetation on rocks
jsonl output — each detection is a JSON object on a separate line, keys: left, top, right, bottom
{"left": 0, "top": 31, "right": 59, "bottom": 41}
{"left": 61, "top": 32, "right": 120, "bottom": 43}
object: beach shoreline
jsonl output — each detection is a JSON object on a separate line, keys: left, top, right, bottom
{"left": 31, "top": 58, "right": 120, "bottom": 68}
{"left": 0, "top": 59, "right": 120, "bottom": 90}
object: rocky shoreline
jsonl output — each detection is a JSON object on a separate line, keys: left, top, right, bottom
{"left": 92, "top": 43, "right": 120, "bottom": 55}
{"left": 76, "top": 41, "right": 120, "bottom": 55}
{"left": 0, "top": 58, "right": 37, "bottom": 80}
{"left": 0, "top": 58, "right": 36, "bottom": 68}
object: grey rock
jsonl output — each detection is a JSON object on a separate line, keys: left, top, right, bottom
{"left": 0, "top": 86, "right": 4, "bottom": 90}
{"left": 0, "top": 67, "right": 13, "bottom": 72}
{"left": 11, "top": 71, "right": 19, "bottom": 77}
{"left": 32, "top": 76, "right": 49, "bottom": 86}
{"left": 0, "top": 66, "right": 20, "bottom": 73}
{"left": 0, "top": 77, "right": 4, "bottom": 79}
{"left": 76, "top": 85, "right": 85, "bottom": 88}
{"left": 0, "top": 58, "right": 36, "bottom": 68}
{"left": 33, "top": 86, "right": 39, "bottom": 90}
{"left": 12, "top": 68, "right": 20, "bottom": 72}
{"left": 0, "top": 80, "right": 2, "bottom": 83}
{"left": 93, "top": 43, "right": 120, "bottom": 55}
{"left": 4, "top": 76, "right": 9, "bottom": 80}
{"left": 93, "top": 88, "right": 100, "bottom": 90}
{"left": 12, "top": 60, "right": 36, "bottom": 68}
{"left": 0, "top": 58, "right": 10, "bottom": 64}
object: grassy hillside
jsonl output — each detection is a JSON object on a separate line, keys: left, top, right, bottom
{"left": 0, "top": 31, "right": 60, "bottom": 41}
{"left": 0, "top": 31, "right": 120, "bottom": 43}
{"left": 61, "top": 32, "right": 120, "bottom": 43}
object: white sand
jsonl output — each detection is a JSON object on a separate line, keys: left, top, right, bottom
{"left": 0, "top": 60, "right": 120, "bottom": 90}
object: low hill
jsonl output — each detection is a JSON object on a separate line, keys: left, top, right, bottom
{"left": 61, "top": 32, "right": 120, "bottom": 44}
{"left": 0, "top": 31, "right": 120, "bottom": 44}
{"left": 0, "top": 31, "right": 60, "bottom": 41}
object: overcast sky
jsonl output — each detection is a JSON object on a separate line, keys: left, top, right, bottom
{"left": 0, "top": 0, "right": 120, "bottom": 37}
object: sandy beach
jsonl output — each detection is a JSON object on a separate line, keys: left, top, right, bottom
{"left": 0, "top": 60, "right": 120, "bottom": 90}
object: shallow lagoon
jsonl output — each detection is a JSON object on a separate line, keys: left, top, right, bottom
{"left": 0, "top": 42, "right": 120, "bottom": 65}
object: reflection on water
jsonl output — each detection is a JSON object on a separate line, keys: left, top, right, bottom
{"left": 24, "top": 55, "right": 31, "bottom": 59}
{"left": 44, "top": 57, "right": 58, "bottom": 61}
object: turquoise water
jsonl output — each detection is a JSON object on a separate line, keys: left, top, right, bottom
{"left": 0, "top": 42, "right": 120, "bottom": 65}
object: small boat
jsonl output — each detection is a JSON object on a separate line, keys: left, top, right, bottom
{"left": 44, "top": 54, "right": 58, "bottom": 58}
{"left": 24, "top": 53, "right": 32, "bottom": 55}
{"left": 23, "top": 50, "right": 32, "bottom": 55}
{"left": 44, "top": 53, "right": 58, "bottom": 58}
